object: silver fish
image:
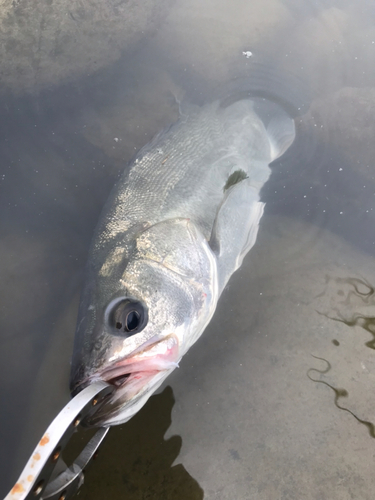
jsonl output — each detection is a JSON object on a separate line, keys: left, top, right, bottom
{"left": 70, "top": 98, "right": 295, "bottom": 425}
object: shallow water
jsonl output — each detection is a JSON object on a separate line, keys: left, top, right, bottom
{"left": 1, "top": 0, "right": 375, "bottom": 498}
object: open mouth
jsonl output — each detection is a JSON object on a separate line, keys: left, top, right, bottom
{"left": 111, "top": 373, "right": 131, "bottom": 387}
{"left": 100, "top": 333, "right": 179, "bottom": 387}
{"left": 86, "top": 335, "right": 180, "bottom": 425}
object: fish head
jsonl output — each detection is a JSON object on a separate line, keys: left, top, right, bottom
{"left": 70, "top": 218, "right": 218, "bottom": 426}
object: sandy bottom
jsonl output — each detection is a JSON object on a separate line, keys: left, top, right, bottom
{"left": 21, "top": 215, "right": 375, "bottom": 500}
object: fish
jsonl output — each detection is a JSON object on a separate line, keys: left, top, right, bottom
{"left": 70, "top": 97, "right": 295, "bottom": 426}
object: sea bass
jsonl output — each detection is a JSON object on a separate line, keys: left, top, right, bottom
{"left": 70, "top": 98, "right": 295, "bottom": 425}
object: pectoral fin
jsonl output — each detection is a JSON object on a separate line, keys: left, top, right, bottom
{"left": 209, "top": 180, "right": 264, "bottom": 294}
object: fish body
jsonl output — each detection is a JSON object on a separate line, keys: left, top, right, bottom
{"left": 70, "top": 98, "right": 295, "bottom": 425}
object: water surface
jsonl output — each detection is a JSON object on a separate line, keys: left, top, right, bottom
{"left": 1, "top": 1, "right": 375, "bottom": 498}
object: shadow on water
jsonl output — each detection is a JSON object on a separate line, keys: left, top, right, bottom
{"left": 316, "top": 276, "right": 375, "bottom": 350}
{"left": 75, "top": 386, "right": 204, "bottom": 500}
{"left": 318, "top": 312, "right": 375, "bottom": 350}
{"left": 307, "top": 355, "right": 375, "bottom": 439}
{"left": 308, "top": 277, "right": 375, "bottom": 440}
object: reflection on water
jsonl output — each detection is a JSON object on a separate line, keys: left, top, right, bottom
{"left": 1, "top": 0, "right": 375, "bottom": 498}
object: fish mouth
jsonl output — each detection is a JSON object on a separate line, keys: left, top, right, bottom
{"left": 86, "top": 334, "right": 180, "bottom": 426}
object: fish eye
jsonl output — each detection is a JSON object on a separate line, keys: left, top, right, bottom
{"left": 108, "top": 298, "right": 147, "bottom": 336}
{"left": 123, "top": 310, "right": 140, "bottom": 331}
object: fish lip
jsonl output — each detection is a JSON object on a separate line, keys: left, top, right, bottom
{"left": 71, "top": 333, "right": 179, "bottom": 396}
{"left": 81, "top": 334, "right": 179, "bottom": 426}
{"left": 96, "top": 333, "right": 179, "bottom": 382}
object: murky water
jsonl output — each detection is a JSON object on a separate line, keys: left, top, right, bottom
{"left": 1, "top": 0, "right": 375, "bottom": 498}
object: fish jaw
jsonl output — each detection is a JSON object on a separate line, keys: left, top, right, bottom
{"left": 85, "top": 334, "right": 180, "bottom": 426}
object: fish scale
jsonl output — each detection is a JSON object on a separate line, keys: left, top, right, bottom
{"left": 70, "top": 96, "right": 295, "bottom": 426}
{"left": 97, "top": 101, "right": 260, "bottom": 245}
